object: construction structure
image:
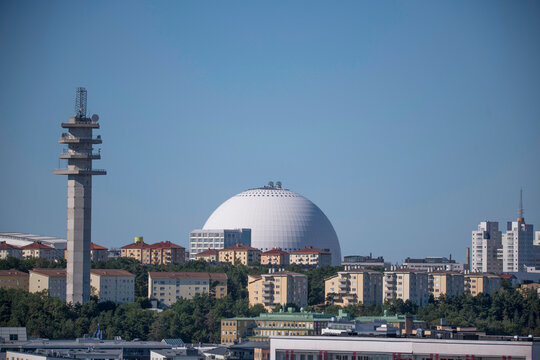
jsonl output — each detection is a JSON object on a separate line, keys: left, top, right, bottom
{"left": 54, "top": 88, "right": 106, "bottom": 304}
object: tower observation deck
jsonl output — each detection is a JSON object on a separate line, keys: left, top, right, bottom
{"left": 54, "top": 87, "right": 106, "bottom": 304}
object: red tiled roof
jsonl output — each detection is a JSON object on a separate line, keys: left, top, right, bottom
{"left": 149, "top": 241, "right": 185, "bottom": 250}
{"left": 21, "top": 242, "right": 55, "bottom": 250}
{"left": 262, "top": 248, "right": 289, "bottom": 256}
{"left": 500, "top": 274, "right": 517, "bottom": 279}
{"left": 149, "top": 271, "right": 227, "bottom": 280}
{"left": 30, "top": 268, "right": 66, "bottom": 277}
{"left": 0, "top": 269, "right": 28, "bottom": 276}
{"left": 91, "top": 269, "right": 135, "bottom": 277}
{"left": 195, "top": 249, "right": 219, "bottom": 257}
{"left": 91, "top": 243, "right": 108, "bottom": 250}
{"left": 290, "top": 246, "right": 330, "bottom": 255}
{"left": 120, "top": 242, "right": 149, "bottom": 249}
{"left": 221, "top": 243, "right": 260, "bottom": 252}
{"left": 0, "top": 242, "right": 21, "bottom": 250}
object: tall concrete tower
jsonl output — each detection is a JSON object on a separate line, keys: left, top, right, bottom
{"left": 54, "top": 88, "right": 106, "bottom": 304}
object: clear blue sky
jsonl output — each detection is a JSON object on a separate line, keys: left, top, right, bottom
{"left": 1, "top": 1, "right": 539, "bottom": 263}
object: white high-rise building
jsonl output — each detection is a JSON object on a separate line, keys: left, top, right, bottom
{"left": 502, "top": 190, "right": 535, "bottom": 272}
{"left": 189, "top": 228, "right": 251, "bottom": 260}
{"left": 471, "top": 221, "right": 502, "bottom": 273}
{"left": 502, "top": 220, "right": 534, "bottom": 272}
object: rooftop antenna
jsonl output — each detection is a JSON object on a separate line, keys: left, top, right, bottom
{"left": 75, "top": 87, "right": 87, "bottom": 119}
{"left": 518, "top": 188, "right": 524, "bottom": 222}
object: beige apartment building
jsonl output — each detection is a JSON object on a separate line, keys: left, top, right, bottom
{"left": 289, "top": 246, "right": 331, "bottom": 268}
{"left": 325, "top": 269, "right": 383, "bottom": 306}
{"left": 148, "top": 272, "right": 228, "bottom": 306}
{"left": 248, "top": 271, "right": 308, "bottom": 311}
{"left": 194, "top": 248, "right": 219, "bottom": 262}
{"left": 465, "top": 273, "right": 501, "bottom": 296}
{"left": 21, "top": 242, "right": 60, "bottom": 261}
{"left": 0, "top": 242, "right": 23, "bottom": 259}
{"left": 383, "top": 269, "right": 429, "bottom": 306}
{"left": 428, "top": 271, "right": 464, "bottom": 299}
{"left": 29, "top": 268, "right": 66, "bottom": 301}
{"left": 121, "top": 239, "right": 185, "bottom": 265}
{"left": 261, "top": 248, "right": 289, "bottom": 266}
{"left": 219, "top": 244, "right": 261, "bottom": 265}
{"left": 90, "top": 269, "right": 135, "bottom": 303}
{"left": 0, "top": 270, "right": 29, "bottom": 291}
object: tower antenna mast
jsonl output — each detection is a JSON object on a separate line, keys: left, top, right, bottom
{"left": 75, "top": 87, "right": 87, "bottom": 118}
{"left": 518, "top": 188, "right": 524, "bottom": 222}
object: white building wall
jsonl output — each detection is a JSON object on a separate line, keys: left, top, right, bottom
{"left": 503, "top": 221, "right": 534, "bottom": 272}
{"left": 471, "top": 221, "right": 502, "bottom": 273}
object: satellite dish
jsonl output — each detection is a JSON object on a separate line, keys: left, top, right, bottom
{"left": 91, "top": 114, "right": 99, "bottom": 122}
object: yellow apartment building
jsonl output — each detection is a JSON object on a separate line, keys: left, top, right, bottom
{"left": 21, "top": 242, "right": 60, "bottom": 261}
{"left": 0, "top": 270, "right": 29, "bottom": 291}
{"left": 383, "top": 269, "right": 429, "bottom": 306}
{"left": 29, "top": 268, "right": 66, "bottom": 301}
{"left": 260, "top": 248, "right": 289, "bottom": 266}
{"left": 121, "top": 240, "right": 185, "bottom": 265}
{"left": 248, "top": 271, "right": 308, "bottom": 311}
{"left": 194, "top": 248, "right": 220, "bottom": 262}
{"left": 465, "top": 273, "right": 501, "bottom": 296}
{"left": 219, "top": 244, "right": 261, "bottom": 266}
{"left": 325, "top": 269, "right": 383, "bottom": 306}
{"left": 148, "top": 272, "right": 227, "bottom": 306}
{"left": 428, "top": 271, "right": 464, "bottom": 299}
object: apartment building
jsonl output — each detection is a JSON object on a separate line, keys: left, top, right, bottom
{"left": 471, "top": 221, "right": 502, "bottom": 273}
{"left": 21, "top": 242, "right": 60, "bottom": 261}
{"left": 402, "top": 257, "right": 464, "bottom": 272}
{"left": 260, "top": 248, "right": 289, "bottom": 266}
{"left": 341, "top": 255, "right": 389, "bottom": 271}
{"left": 383, "top": 269, "right": 429, "bottom": 306}
{"left": 90, "top": 269, "right": 135, "bottom": 303}
{"left": 148, "top": 272, "right": 228, "bottom": 306}
{"left": 120, "top": 239, "right": 185, "bottom": 265}
{"left": 0, "top": 270, "right": 29, "bottom": 291}
{"left": 502, "top": 219, "right": 535, "bottom": 272}
{"left": 221, "top": 309, "right": 333, "bottom": 344}
{"left": 194, "top": 248, "right": 220, "bottom": 262}
{"left": 464, "top": 273, "right": 501, "bottom": 296}
{"left": 120, "top": 240, "right": 147, "bottom": 262}
{"left": 189, "top": 228, "right": 251, "bottom": 260}
{"left": 146, "top": 241, "right": 186, "bottom": 265}
{"left": 248, "top": 271, "right": 308, "bottom": 311}
{"left": 91, "top": 243, "right": 108, "bottom": 262}
{"left": 428, "top": 271, "right": 464, "bottom": 299}
{"left": 219, "top": 243, "right": 261, "bottom": 266}
{"left": 63, "top": 242, "right": 108, "bottom": 262}
{"left": 324, "top": 269, "right": 383, "bottom": 306}
{"left": 0, "top": 242, "right": 23, "bottom": 259}
{"left": 29, "top": 268, "right": 67, "bottom": 301}
{"left": 289, "top": 246, "right": 331, "bottom": 268}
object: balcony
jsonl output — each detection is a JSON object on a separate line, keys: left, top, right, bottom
{"left": 59, "top": 133, "right": 102, "bottom": 144}
{"left": 262, "top": 298, "right": 273, "bottom": 304}
{"left": 53, "top": 168, "right": 107, "bottom": 175}
{"left": 338, "top": 278, "right": 348, "bottom": 283}
{"left": 262, "top": 281, "right": 273, "bottom": 286}
{"left": 262, "top": 293, "right": 273, "bottom": 298}
{"left": 338, "top": 290, "right": 348, "bottom": 294}
{"left": 59, "top": 151, "right": 101, "bottom": 160}
{"left": 338, "top": 283, "right": 348, "bottom": 289}
{"left": 62, "top": 120, "right": 99, "bottom": 129}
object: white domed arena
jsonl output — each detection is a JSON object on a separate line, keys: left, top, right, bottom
{"left": 203, "top": 182, "right": 342, "bottom": 265}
